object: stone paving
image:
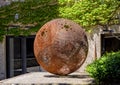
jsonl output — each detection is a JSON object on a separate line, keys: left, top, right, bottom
{"left": 0, "top": 72, "right": 95, "bottom": 85}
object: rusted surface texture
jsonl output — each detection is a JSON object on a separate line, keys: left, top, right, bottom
{"left": 34, "top": 19, "right": 88, "bottom": 75}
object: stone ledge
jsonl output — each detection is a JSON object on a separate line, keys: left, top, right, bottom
{"left": 0, "top": 72, "right": 95, "bottom": 85}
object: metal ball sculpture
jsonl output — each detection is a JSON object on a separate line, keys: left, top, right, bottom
{"left": 34, "top": 19, "right": 88, "bottom": 75}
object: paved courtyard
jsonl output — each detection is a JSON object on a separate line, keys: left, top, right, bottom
{"left": 0, "top": 72, "right": 95, "bottom": 85}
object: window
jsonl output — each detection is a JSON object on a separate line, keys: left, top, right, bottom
{"left": 101, "top": 34, "right": 120, "bottom": 55}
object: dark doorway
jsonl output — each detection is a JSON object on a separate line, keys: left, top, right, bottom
{"left": 101, "top": 34, "right": 120, "bottom": 55}
{"left": 6, "top": 35, "right": 39, "bottom": 78}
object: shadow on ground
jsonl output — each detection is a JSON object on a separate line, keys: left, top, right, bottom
{"left": 45, "top": 74, "right": 91, "bottom": 79}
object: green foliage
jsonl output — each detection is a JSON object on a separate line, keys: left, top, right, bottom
{"left": 0, "top": 0, "right": 120, "bottom": 41}
{"left": 0, "top": 0, "right": 59, "bottom": 41}
{"left": 86, "top": 51, "right": 120, "bottom": 84}
{"left": 59, "top": 0, "right": 120, "bottom": 29}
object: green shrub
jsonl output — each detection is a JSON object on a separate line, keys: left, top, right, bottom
{"left": 86, "top": 51, "right": 120, "bottom": 84}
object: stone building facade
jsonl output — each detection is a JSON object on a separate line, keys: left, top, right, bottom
{"left": 0, "top": 25, "right": 120, "bottom": 80}
{"left": 79, "top": 25, "right": 120, "bottom": 72}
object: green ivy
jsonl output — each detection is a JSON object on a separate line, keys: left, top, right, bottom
{"left": 0, "top": 0, "right": 120, "bottom": 41}
{"left": 0, "top": 0, "right": 60, "bottom": 41}
{"left": 59, "top": 0, "right": 120, "bottom": 30}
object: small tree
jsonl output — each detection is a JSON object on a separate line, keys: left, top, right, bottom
{"left": 59, "top": 0, "right": 120, "bottom": 31}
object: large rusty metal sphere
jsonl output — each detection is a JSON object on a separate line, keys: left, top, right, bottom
{"left": 34, "top": 19, "right": 88, "bottom": 75}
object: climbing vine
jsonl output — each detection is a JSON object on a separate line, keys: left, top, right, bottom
{"left": 0, "top": 0, "right": 120, "bottom": 41}
{"left": 59, "top": 0, "right": 120, "bottom": 30}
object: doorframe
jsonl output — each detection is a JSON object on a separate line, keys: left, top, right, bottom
{"left": 5, "top": 35, "right": 36, "bottom": 78}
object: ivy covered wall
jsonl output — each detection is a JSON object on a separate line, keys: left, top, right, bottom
{"left": 0, "top": 0, "right": 60, "bottom": 41}
{"left": 0, "top": 0, "right": 120, "bottom": 41}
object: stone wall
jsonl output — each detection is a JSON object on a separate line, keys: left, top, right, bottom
{"left": 0, "top": 41, "right": 6, "bottom": 80}
{"left": 78, "top": 32, "right": 101, "bottom": 72}
{"left": 78, "top": 25, "right": 120, "bottom": 72}
{"left": 0, "top": 0, "right": 25, "bottom": 7}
